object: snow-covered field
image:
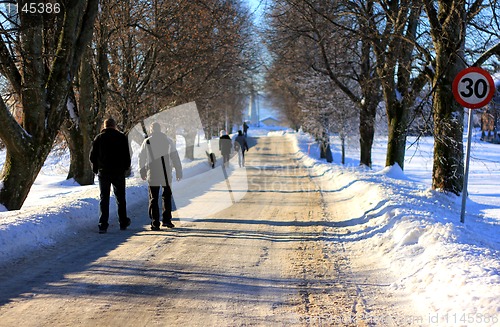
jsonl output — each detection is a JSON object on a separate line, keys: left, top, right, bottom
{"left": 0, "top": 126, "right": 499, "bottom": 326}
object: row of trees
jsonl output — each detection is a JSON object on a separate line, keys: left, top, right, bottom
{"left": 0, "top": 0, "right": 258, "bottom": 210}
{"left": 264, "top": 0, "right": 500, "bottom": 195}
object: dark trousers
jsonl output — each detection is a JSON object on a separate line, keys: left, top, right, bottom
{"left": 237, "top": 149, "right": 246, "bottom": 167}
{"left": 148, "top": 185, "right": 173, "bottom": 228}
{"left": 98, "top": 173, "right": 127, "bottom": 229}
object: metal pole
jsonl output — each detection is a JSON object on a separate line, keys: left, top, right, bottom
{"left": 460, "top": 108, "right": 473, "bottom": 223}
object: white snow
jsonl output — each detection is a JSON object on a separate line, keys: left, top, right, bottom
{"left": 290, "top": 130, "right": 499, "bottom": 325}
{"left": 0, "top": 126, "right": 499, "bottom": 325}
{"left": 66, "top": 98, "right": 79, "bottom": 124}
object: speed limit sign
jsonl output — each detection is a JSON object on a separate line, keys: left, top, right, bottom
{"left": 454, "top": 67, "right": 496, "bottom": 224}
{"left": 453, "top": 67, "right": 495, "bottom": 109}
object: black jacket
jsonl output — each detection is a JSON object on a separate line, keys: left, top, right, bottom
{"left": 234, "top": 134, "right": 249, "bottom": 152}
{"left": 90, "top": 128, "right": 131, "bottom": 176}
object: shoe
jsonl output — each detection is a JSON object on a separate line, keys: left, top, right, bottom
{"left": 120, "top": 217, "right": 131, "bottom": 230}
{"left": 162, "top": 221, "right": 175, "bottom": 228}
{"left": 150, "top": 225, "right": 161, "bottom": 231}
{"left": 98, "top": 222, "right": 108, "bottom": 234}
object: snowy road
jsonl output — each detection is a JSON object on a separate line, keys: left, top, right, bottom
{"left": 0, "top": 136, "right": 380, "bottom": 326}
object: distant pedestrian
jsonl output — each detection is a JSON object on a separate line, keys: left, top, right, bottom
{"left": 243, "top": 122, "right": 249, "bottom": 137}
{"left": 219, "top": 130, "right": 232, "bottom": 168}
{"left": 90, "top": 118, "right": 132, "bottom": 234}
{"left": 139, "top": 123, "right": 183, "bottom": 230}
{"left": 206, "top": 138, "right": 217, "bottom": 169}
{"left": 234, "top": 130, "right": 249, "bottom": 167}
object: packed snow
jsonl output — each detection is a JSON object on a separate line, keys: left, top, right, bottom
{"left": 0, "top": 125, "right": 499, "bottom": 326}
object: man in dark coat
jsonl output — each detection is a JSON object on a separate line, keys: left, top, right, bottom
{"left": 243, "top": 121, "right": 249, "bottom": 137}
{"left": 139, "top": 123, "right": 183, "bottom": 230}
{"left": 234, "top": 130, "right": 249, "bottom": 167}
{"left": 90, "top": 118, "right": 132, "bottom": 233}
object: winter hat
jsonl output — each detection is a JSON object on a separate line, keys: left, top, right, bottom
{"left": 220, "top": 130, "right": 227, "bottom": 136}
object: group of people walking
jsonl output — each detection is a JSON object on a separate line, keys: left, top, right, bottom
{"left": 90, "top": 119, "right": 182, "bottom": 233}
{"left": 89, "top": 118, "right": 249, "bottom": 234}
{"left": 219, "top": 129, "right": 249, "bottom": 168}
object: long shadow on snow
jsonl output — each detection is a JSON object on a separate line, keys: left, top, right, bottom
{"left": 0, "top": 259, "right": 344, "bottom": 308}
{"left": 0, "top": 201, "right": 147, "bottom": 307}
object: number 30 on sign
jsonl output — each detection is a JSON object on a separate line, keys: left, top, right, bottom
{"left": 452, "top": 67, "right": 495, "bottom": 109}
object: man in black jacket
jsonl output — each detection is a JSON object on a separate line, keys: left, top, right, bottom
{"left": 90, "top": 118, "right": 131, "bottom": 233}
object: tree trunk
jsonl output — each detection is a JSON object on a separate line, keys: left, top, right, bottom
{"left": 183, "top": 131, "right": 197, "bottom": 161}
{"left": 94, "top": 2, "right": 110, "bottom": 133}
{"left": 62, "top": 48, "right": 97, "bottom": 186}
{"left": 386, "top": 101, "right": 408, "bottom": 169}
{"left": 358, "top": 2, "right": 378, "bottom": 168}
{"left": 62, "top": 104, "right": 95, "bottom": 186}
{"left": 63, "top": 123, "right": 95, "bottom": 185}
{"left": 319, "top": 142, "right": 326, "bottom": 159}
{"left": 431, "top": 70, "right": 465, "bottom": 194}
{"left": 319, "top": 132, "right": 333, "bottom": 163}
{"left": 0, "top": 144, "right": 49, "bottom": 210}
{"left": 359, "top": 101, "right": 376, "bottom": 167}
{"left": 424, "top": 0, "right": 467, "bottom": 194}
{"left": 0, "top": 0, "right": 99, "bottom": 210}
{"left": 341, "top": 135, "right": 346, "bottom": 165}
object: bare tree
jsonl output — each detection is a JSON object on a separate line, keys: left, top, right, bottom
{"left": 298, "top": 71, "right": 358, "bottom": 163}
{"left": 106, "top": 0, "right": 159, "bottom": 131}
{"left": 423, "top": 0, "right": 500, "bottom": 194}
{"left": 265, "top": 76, "right": 303, "bottom": 132}
{"left": 355, "top": 0, "right": 428, "bottom": 170}
{"left": 265, "top": 0, "right": 381, "bottom": 166}
{"left": 0, "top": 0, "right": 98, "bottom": 210}
{"left": 61, "top": 0, "right": 143, "bottom": 185}
{"left": 60, "top": 47, "right": 98, "bottom": 185}
{"left": 64, "top": 0, "right": 256, "bottom": 176}
{"left": 152, "top": 0, "right": 256, "bottom": 156}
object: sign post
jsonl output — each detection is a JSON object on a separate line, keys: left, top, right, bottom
{"left": 452, "top": 67, "right": 495, "bottom": 223}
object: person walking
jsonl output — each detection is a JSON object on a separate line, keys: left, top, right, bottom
{"left": 243, "top": 121, "right": 249, "bottom": 137}
{"left": 90, "top": 118, "right": 132, "bottom": 234}
{"left": 234, "top": 130, "right": 249, "bottom": 167}
{"left": 219, "top": 130, "right": 232, "bottom": 168}
{"left": 139, "top": 123, "right": 182, "bottom": 231}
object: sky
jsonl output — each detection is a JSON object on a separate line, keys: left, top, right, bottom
{"left": 245, "top": 0, "right": 267, "bottom": 24}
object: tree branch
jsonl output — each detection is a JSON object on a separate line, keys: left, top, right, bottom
{"left": 0, "top": 40, "right": 21, "bottom": 95}
{"left": 422, "top": 0, "right": 440, "bottom": 33}
{"left": 0, "top": 97, "right": 30, "bottom": 154}
{"left": 473, "top": 41, "right": 500, "bottom": 67}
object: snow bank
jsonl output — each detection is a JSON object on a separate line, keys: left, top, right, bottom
{"left": 0, "top": 137, "right": 218, "bottom": 266}
{"left": 287, "top": 131, "right": 500, "bottom": 325}
{"left": 0, "top": 179, "right": 147, "bottom": 266}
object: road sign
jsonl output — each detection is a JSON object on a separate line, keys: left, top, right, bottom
{"left": 453, "top": 67, "right": 495, "bottom": 109}
{"left": 453, "top": 67, "right": 496, "bottom": 223}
